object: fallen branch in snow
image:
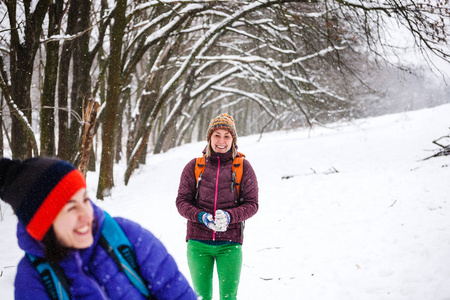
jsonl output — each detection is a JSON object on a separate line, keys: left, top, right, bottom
{"left": 423, "top": 132, "right": 450, "bottom": 160}
{"left": 259, "top": 277, "right": 296, "bottom": 281}
{"left": 0, "top": 265, "right": 15, "bottom": 277}
{"left": 257, "top": 247, "right": 281, "bottom": 252}
{"left": 282, "top": 167, "right": 339, "bottom": 179}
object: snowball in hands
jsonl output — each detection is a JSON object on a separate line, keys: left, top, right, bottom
{"left": 202, "top": 213, "right": 224, "bottom": 232}
{"left": 214, "top": 210, "right": 230, "bottom": 231}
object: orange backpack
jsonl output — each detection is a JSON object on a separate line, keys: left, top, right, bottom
{"left": 194, "top": 152, "right": 245, "bottom": 202}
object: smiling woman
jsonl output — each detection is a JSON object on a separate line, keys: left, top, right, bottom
{"left": 0, "top": 157, "right": 197, "bottom": 299}
{"left": 210, "top": 129, "right": 233, "bottom": 153}
{"left": 205, "top": 113, "right": 238, "bottom": 158}
{"left": 176, "top": 113, "right": 259, "bottom": 300}
{"left": 52, "top": 189, "right": 94, "bottom": 249}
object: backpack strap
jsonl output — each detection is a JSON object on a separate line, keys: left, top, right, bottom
{"left": 194, "top": 155, "right": 206, "bottom": 203}
{"left": 27, "top": 211, "right": 152, "bottom": 300}
{"left": 231, "top": 152, "right": 245, "bottom": 198}
{"left": 26, "top": 253, "right": 71, "bottom": 300}
{"left": 99, "top": 211, "right": 152, "bottom": 299}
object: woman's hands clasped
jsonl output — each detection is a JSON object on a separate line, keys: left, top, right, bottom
{"left": 201, "top": 210, "right": 230, "bottom": 232}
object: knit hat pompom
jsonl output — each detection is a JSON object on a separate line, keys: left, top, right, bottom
{"left": 0, "top": 157, "right": 86, "bottom": 241}
{"left": 206, "top": 113, "right": 237, "bottom": 144}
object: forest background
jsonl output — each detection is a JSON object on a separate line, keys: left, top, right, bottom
{"left": 0, "top": 0, "right": 449, "bottom": 199}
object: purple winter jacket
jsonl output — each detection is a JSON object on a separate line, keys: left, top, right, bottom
{"left": 176, "top": 150, "right": 258, "bottom": 244}
{"left": 14, "top": 202, "right": 197, "bottom": 300}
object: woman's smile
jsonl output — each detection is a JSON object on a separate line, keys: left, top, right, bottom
{"left": 210, "top": 129, "right": 233, "bottom": 153}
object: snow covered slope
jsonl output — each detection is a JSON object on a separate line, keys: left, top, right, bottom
{"left": 1, "top": 104, "right": 449, "bottom": 299}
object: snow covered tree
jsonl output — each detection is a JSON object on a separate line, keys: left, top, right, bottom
{"left": 0, "top": 0, "right": 448, "bottom": 196}
{"left": 0, "top": 0, "right": 48, "bottom": 159}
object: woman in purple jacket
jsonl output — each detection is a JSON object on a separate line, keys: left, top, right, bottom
{"left": 0, "top": 156, "right": 197, "bottom": 299}
{"left": 176, "top": 113, "right": 259, "bottom": 300}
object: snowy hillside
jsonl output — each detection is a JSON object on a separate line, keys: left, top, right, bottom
{"left": 1, "top": 104, "right": 450, "bottom": 299}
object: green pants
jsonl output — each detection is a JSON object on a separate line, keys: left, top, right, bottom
{"left": 187, "top": 240, "right": 242, "bottom": 300}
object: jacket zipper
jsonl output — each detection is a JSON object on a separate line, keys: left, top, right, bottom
{"left": 74, "top": 252, "right": 109, "bottom": 299}
{"left": 213, "top": 156, "right": 220, "bottom": 241}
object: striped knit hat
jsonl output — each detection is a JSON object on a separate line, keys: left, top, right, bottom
{"left": 206, "top": 113, "right": 237, "bottom": 144}
{"left": 0, "top": 157, "right": 86, "bottom": 241}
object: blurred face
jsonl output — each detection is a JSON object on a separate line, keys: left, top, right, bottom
{"left": 53, "top": 188, "right": 94, "bottom": 249}
{"left": 210, "top": 129, "right": 233, "bottom": 154}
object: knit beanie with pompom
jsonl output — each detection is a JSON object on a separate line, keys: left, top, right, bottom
{"left": 0, "top": 157, "right": 86, "bottom": 241}
{"left": 206, "top": 113, "right": 237, "bottom": 145}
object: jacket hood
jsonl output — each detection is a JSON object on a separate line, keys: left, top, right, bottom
{"left": 17, "top": 201, "right": 105, "bottom": 258}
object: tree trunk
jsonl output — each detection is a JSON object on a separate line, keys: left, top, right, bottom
{"left": 40, "top": 1, "right": 63, "bottom": 156}
{"left": 154, "top": 68, "right": 197, "bottom": 154}
{"left": 57, "top": 3, "right": 78, "bottom": 160}
{"left": 115, "top": 86, "right": 130, "bottom": 163}
{"left": 68, "top": 0, "right": 92, "bottom": 163}
{"left": 97, "top": 0, "right": 127, "bottom": 199}
{"left": 78, "top": 99, "right": 100, "bottom": 177}
{"left": 8, "top": 1, "right": 49, "bottom": 159}
{"left": 197, "top": 109, "right": 207, "bottom": 142}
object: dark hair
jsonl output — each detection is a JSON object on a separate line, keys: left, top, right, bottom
{"left": 42, "top": 227, "right": 70, "bottom": 263}
{"left": 42, "top": 215, "right": 98, "bottom": 262}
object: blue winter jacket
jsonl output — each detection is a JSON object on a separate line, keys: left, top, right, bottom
{"left": 14, "top": 202, "right": 197, "bottom": 300}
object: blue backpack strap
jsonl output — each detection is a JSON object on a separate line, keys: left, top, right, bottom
{"left": 26, "top": 253, "right": 71, "bottom": 300}
{"left": 99, "top": 211, "right": 151, "bottom": 298}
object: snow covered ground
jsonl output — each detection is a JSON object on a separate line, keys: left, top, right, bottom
{"left": 1, "top": 104, "right": 450, "bottom": 299}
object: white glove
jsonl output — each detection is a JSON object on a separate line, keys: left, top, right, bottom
{"left": 214, "top": 210, "right": 230, "bottom": 232}
{"left": 201, "top": 213, "right": 224, "bottom": 232}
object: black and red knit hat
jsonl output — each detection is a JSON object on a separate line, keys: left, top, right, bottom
{"left": 206, "top": 113, "right": 237, "bottom": 144}
{"left": 0, "top": 157, "right": 86, "bottom": 241}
